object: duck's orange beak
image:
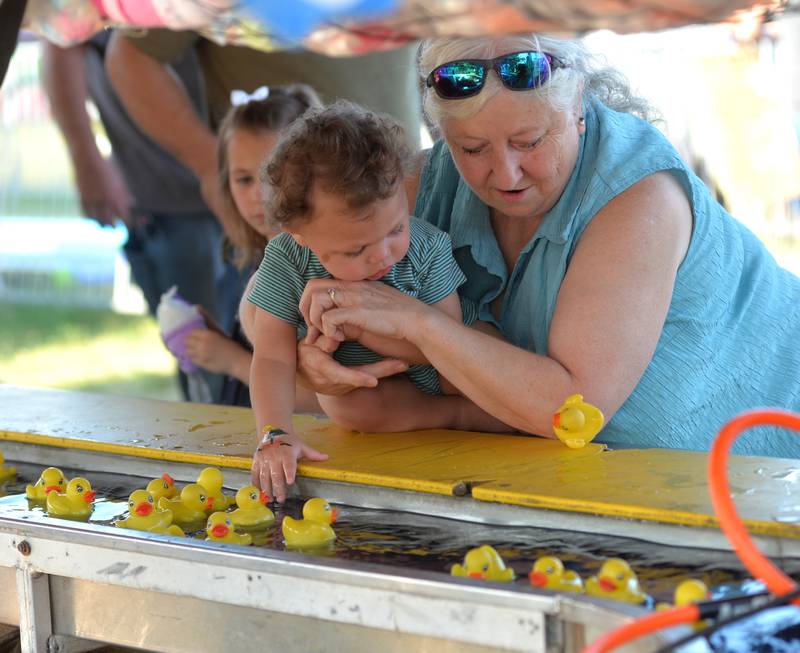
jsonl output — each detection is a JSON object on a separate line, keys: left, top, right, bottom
{"left": 552, "top": 411, "right": 561, "bottom": 428}
{"left": 210, "top": 524, "right": 229, "bottom": 538}
{"left": 162, "top": 473, "right": 174, "bottom": 487}
{"left": 529, "top": 571, "right": 547, "bottom": 587}
{"left": 468, "top": 572, "right": 484, "bottom": 579}
{"left": 330, "top": 507, "right": 338, "bottom": 523}
{"left": 83, "top": 490, "right": 97, "bottom": 503}
{"left": 135, "top": 502, "right": 153, "bottom": 516}
{"left": 44, "top": 485, "right": 60, "bottom": 494}
{"left": 259, "top": 491, "right": 268, "bottom": 505}
{"left": 599, "top": 577, "right": 617, "bottom": 592}
{"left": 206, "top": 497, "right": 214, "bottom": 510}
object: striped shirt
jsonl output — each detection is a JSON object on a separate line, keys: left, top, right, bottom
{"left": 248, "top": 217, "right": 470, "bottom": 395}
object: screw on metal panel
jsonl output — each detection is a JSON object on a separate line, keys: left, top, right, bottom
{"left": 452, "top": 482, "right": 469, "bottom": 497}
{"left": 17, "top": 540, "right": 31, "bottom": 556}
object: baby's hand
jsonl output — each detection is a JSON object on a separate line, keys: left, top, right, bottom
{"left": 250, "top": 431, "right": 328, "bottom": 503}
{"left": 185, "top": 329, "right": 242, "bottom": 375}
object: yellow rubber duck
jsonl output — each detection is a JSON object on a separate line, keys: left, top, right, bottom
{"left": 206, "top": 511, "right": 252, "bottom": 546}
{"left": 196, "top": 467, "right": 234, "bottom": 511}
{"left": 158, "top": 483, "right": 212, "bottom": 526}
{"left": 0, "top": 451, "right": 16, "bottom": 483}
{"left": 585, "top": 558, "right": 647, "bottom": 605}
{"left": 552, "top": 394, "right": 604, "bottom": 449}
{"left": 230, "top": 485, "right": 275, "bottom": 529}
{"left": 114, "top": 490, "right": 184, "bottom": 536}
{"left": 451, "top": 545, "right": 515, "bottom": 582}
{"left": 25, "top": 467, "right": 67, "bottom": 501}
{"left": 528, "top": 556, "right": 584, "bottom": 593}
{"left": 282, "top": 498, "right": 337, "bottom": 549}
{"left": 656, "top": 578, "right": 710, "bottom": 611}
{"left": 146, "top": 473, "right": 178, "bottom": 502}
{"left": 46, "top": 477, "right": 96, "bottom": 520}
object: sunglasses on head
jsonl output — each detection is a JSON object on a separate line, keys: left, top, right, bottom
{"left": 426, "top": 51, "right": 565, "bottom": 100}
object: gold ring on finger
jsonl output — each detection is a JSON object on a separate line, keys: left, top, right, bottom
{"left": 327, "top": 287, "right": 337, "bottom": 304}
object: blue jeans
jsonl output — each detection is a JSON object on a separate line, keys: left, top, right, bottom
{"left": 123, "top": 209, "right": 242, "bottom": 401}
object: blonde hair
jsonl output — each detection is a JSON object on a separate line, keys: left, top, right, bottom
{"left": 217, "top": 84, "right": 322, "bottom": 268}
{"left": 419, "top": 35, "right": 655, "bottom": 129}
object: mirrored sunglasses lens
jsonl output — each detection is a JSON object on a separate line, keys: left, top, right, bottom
{"left": 432, "top": 61, "right": 484, "bottom": 98}
{"left": 497, "top": 52, "right": 551, "bottom": 89}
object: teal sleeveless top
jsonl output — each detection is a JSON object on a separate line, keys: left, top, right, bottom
{"left": 415, "top": 96, "right": 800, "bottom": 458}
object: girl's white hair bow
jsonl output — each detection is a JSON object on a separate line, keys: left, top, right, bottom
{"left": 230, "top": 86, "right": 270, "bottom": 107}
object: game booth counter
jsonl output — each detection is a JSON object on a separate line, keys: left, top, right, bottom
{"left": 0, "top": 385, "right": 798, "bottom": 653}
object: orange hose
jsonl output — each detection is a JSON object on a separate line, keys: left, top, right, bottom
{"left": 708, "top": 409, "right": 800, "bottom": 597}
{"left": 581, "top": 605, "right": 699, "bottom": 653}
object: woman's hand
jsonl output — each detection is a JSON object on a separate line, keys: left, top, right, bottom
{"left": 185, "top": 329, "right": 244, "bottom": 375}
{"left": 250, "top": 431, "right": 328, "bottom": 503}
{"left": 296, "top": 339, "right": 408, "bottom": 396}
{"left": 299, "top": 279, "right": 426, "bottom": 342}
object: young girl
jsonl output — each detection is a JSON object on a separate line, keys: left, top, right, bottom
{"left": 248, "top": 101, "right": 508, "bottom": 501}
{"left": 183, "top": 84, "right": 321, "bottom": 407}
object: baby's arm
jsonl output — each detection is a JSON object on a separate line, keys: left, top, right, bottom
{"left": 355, "top": 291, "right": 461, "bottom": 364}
{"left": 249, "top": 308, "right": 327, "bottom": 501}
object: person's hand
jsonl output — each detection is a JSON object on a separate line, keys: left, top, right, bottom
{"left": 74, "top": 156, "right": 132, "bottom": 227}
{"left": 296, "top": 339, "right": 408, "bottom": 396}
{"left": 250, "top": 431, "right": 328, "bottom": 503}
{"left": 300, "top": 279, "right": 424, "bottom": 342}
{"left": 185, "top": 329, "right": 244, "bottom": 375}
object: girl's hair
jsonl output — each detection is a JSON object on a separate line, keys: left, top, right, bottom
{"left": 217, "top": 84, "right": 322, "bottom": 268}
{"left": 263, "top": 100, "right": 413, "bottom": 227}
{"left": 418, "top": 35, "right": 657, "bottom": 130}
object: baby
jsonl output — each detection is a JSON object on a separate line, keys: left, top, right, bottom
{"left": 247, "top": 101, "right": 490, "bottom": 500}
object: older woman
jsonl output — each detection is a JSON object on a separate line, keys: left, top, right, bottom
{"left": 298, "top": 34, "right": 800, "bottom": 458}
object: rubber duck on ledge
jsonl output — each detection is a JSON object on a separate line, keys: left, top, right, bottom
{"left": 529, "top": 556, "right": 584, "bottom": 593}
{"left": 451, "top": 545, "right": 515, "bottom": 582}
{"left": 586, "top": 558, "right": 647, "bottom": 605}
{"left": 230, "top": 485, "right": 275, "bottom": 529}
{"left": 656, "top": 578, "right": 710, "bottom": 611}
{"left": 146, "top": 473, "right": 178, "bottom": 502}
{"left": 46, "top": 477, "right": 96, "bottom": 520}
{"left": 0, "top": 451, "right": 16, "bottom": 483}
{"left": 196, "top": 467, "right": 234, "bottom": 510}
{"left": 114, "top": 490, "right": 184, "bottom": 536}
{"left": 282, "top": 498, "right": 337, "bottom": 549}
{"left": 158, "top": 483, "right": 212, "bottom": 526}
{"left": 26, "top": 467, "right": 67, "bottom": 501}
{"left": 552, "top": 394, "right": 604, "bottom": 449}
{"left": 206, "top": 511, "right": 252, "bottom": 546}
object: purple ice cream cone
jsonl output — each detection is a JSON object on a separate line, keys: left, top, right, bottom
{"left": 162, "top": 314, "right": 206, "bottom": 374}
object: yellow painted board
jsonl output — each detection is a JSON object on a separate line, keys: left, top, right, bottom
{"left": 0, "top": 386, "right": 604, "bottom": 496}
{"left": 473, "top": 448, "right": 800, "bottom": 539}
{"left": 1, "top": 386, "right": 798, "bottom": 539}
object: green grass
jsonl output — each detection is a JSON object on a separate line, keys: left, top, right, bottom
{"left": 0, "top": 302, "right": 181, "bottom": 400}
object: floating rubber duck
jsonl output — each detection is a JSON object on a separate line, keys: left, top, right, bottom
{"left": 0, "top": 451, "right": 16, "bottom": 483}
{"left": 26, "top": 467, "right": 67, "bottom": 501}
{"left": 230, "top": 485, "right": 275, "bottom": 529}
{"left": 529, "top": 556, "right": 584, "bottom": 593}
{"left": 552, "top": 394, "right": 604, "bottom": 449}
{"left": 451, "top": 545, "right": 516, "bottom": 583}
{"left": 46, "top": 477, "right": 96, "bottom": 520}
{"left": 282, "top": 497, "right": 337, "bottom": 549}
{"left": 114, "top": 490, "right": 184, "bottom": 536}
{"left": 206, "top": 511, "right": 252, "bottom": 546}
{"left": 585, "top": 558, "right": 647, "bottom": 605}
{"left": 656, "top": 578, "right": 710, "bottom": 611}
{"left": 158, "top": 483, "right": 212, "bottom": 526}
{"left": 146, "top": 473, "right": 178, "bottom": 502}
{"left": 196, "top": 467, "right": 234, "bottom": 511}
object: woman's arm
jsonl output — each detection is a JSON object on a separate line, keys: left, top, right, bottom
{"left": 309, "top": 171, "right": 692, "bottom": 435}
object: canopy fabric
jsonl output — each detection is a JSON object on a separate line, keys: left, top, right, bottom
{"left": 22, "top": 0, "right": 784, "bottom": 55}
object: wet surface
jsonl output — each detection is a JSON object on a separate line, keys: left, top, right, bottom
{"left": 2, "top": 461, "right": 799, "bottom": 604}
